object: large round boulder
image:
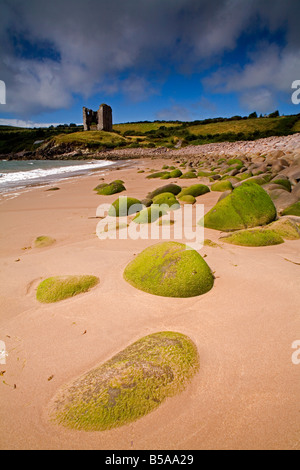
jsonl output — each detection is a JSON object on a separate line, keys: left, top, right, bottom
{"left": 123, "top": 241, "right": 214, "bottom": 298}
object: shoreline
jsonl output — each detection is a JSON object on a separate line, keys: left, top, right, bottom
{"left": 0, "top": 151, "right": 299, "bottom": 450}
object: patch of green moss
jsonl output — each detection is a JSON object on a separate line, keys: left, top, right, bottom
{"left": 160, "top": 173, "right": 171, "bottom": 179}
{"left": 281, "top": 202, "right": 300, "bottom": 216}
{"left": 132, "top": 206, "right": 167, "bottom": 224}
{"left": 180, "top": 171, "right": 198, "bottom": 179}
{"left": 152, "top": 192, "right": 180, "bottom": 209}
{"left": 124, "top": 241, "right": 214, "bottom": 298}
{"left": 177, "top": 184, "right": 210, "bottom": 198}
{"left": 34, "top": 236, "right": 56, "bottom": 248}
{"left": 50, "top": 331, "right": 199, "bottom": 431}
{"left": 146, "top": 171, "right": 169, "bottom": 179}
{"left": 203, "top": 239, "right": 221, "bottom": 248}
{"left": 270, "top": 178, "right": 292, "bottom": 192}
{"left": 197, "top": 170, "right": 215, "bottom": 177}
{"left": 202, "top": 184, "right": 277, "bottom": 231}
{"left": 157, "top": 219, "right": 175, "bottom": 226}
{"left": 267, "top": 218, "right": 300, "bottom": 240}
{"left": 36, "top": 275, "right": 99, "bottom": 303}
{"left": 221, "top": 228, "right": 284, "bottom": 246}
{"left": 169, "top": 169, "right": 183, "bottom": 178}
{"left": 108, "top": 197, "right": 143, "bottom": 217}
{"left": 94, "top": 181, "right": 126, "bottom": 195}
{"left": 147, "top": 184, "right": 182, "bottom": 199}
{"left": 178, "top": 195, "right": 196, "bottom": 204}
{"left": 211, "top": 180, "right": 233, "bottom": 192}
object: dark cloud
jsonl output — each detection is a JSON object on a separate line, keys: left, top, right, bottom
{"left": 0, "top": 0, "right": 299, "bottom": 117}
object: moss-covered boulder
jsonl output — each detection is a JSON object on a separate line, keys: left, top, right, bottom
{"left": 178, "top": 184, "right": 210, "bottom": 198}
{"left": 267, "top": 218, "right": 300, "bottom": 240}
{"left": 34, "top": 236, "right": 56, "bottom": 248}
{"left": 271, "top": 178, "right": 292, "bottom": 192}
{"left": 108, "top": 197, "right": 143, "bottom": 217}
{"left": 36, "top": 275, "right": 99, "bottom": 303}
{"left": 94, "top": 181, "right": 126, "bottom": 195}
{"left": 202, "top": 184, "right": 277, "bottom": 231}
{"left": 220, "top": 228, "right": 284, "bottom": 247}
{"left": 49, "top": 331, "right": 199, "bottom": 431}
{"left": 146, "top": 171, "right": 169, "bottom": 179}
{"left": 169, "top": 169, "right": 183, "bottom": 178}
{"left": 211, "top": 181, "right": 233, "bottom": 192}
{"left": 147, "top": 184, "right": 182, "bottom": 199}
{"left": 180, "top": 171, "right": 198, "bottom": 179}
{"left": 132, "top": 206, "right": 166, "bottom": 224}
{"left": 124, "top": 242, "right": 214, "bottom": 298}
{"left": 152, "top": 192, "right": 180, "bottom": 209}
{"left": 178, "top": 195, "right": 196, "bottom": 204}
{"left": 281, "top": 202, "right": 300, "bottom": 216}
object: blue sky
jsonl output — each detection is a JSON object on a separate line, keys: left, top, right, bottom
{"left": 0, "top": 0, "right": 300, "bottom": 127}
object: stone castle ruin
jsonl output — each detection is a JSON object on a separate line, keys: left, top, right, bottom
{"left": 83, "top": 104, "right": 112, "bottom": 131}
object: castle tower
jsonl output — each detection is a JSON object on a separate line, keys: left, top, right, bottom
{"left": 97, "top": 104, "right": 113, "bottom": 131}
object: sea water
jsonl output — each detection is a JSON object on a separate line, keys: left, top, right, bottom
{"left": 0, "top": 159, "right": 116, "bottom": 192}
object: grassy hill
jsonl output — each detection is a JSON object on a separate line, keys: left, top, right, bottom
{"left": 1, "top": 114, "right": 300, "bottom": 157}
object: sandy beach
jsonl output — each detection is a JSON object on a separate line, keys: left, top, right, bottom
{"left": 0, "top": 156, "right": 299, "bottom": 450}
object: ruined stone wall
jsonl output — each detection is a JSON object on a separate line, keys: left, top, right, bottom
{"left": 83, "top": 104, "right": 112, "bottom": 131}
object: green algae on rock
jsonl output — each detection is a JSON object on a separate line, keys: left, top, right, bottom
{"left": 202, "top": 184, "right": 277, "bottom": 232}
{"left": 147, "top": 184, "right": 182, "bottom": 200}
{"left": 34, "top": 236, "right": 56, "bottom": 248}
{"left": 36, "top": 275, "right": 99, "bottom": 303}
{"left": 94, "top": 181, "right": 126, "bottom": 195}
{"left": 177, "top": 184, "right": 210, "bottom": 198}
{"left": 281, "top": 202, "right": 300, "bottom": 217}
{"left": 211, "top": 180, "right": 233, "bottom": 192}
{"left": 178, "top": 195, "right": 196, "bottom": 204}
{"left": 132, "top": 206, "right": 167, "bottom": 224}
{"left": 267, "top": 218, "right": 300, "bottom": 240}
{"left": 49, "top": 331, "right": 199, "bottom": 431}
{"left": 123, "top": 242, "right": 214, "bottom": 298}
{"left": 220, "top": 228, "right": 284, "bottom": 247}
{"left": 108, "top": 197, "right": 143, "bottom": 217}
{"left": 152, "top": 192, "right": 180, "bottom": 209}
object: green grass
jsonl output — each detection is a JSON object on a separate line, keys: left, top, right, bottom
{"left": 36, "top": 275, "right": 99, "bottom": 303}
{"left": 54, "top": 130, "right": 127, "bottom": 147}
{"left": 113, "top": 122, "right": 181, "bottom": 134}
{"left": 34, "top": 236, "right": 56, "bottom": 248}
{"left": 124, "top": 241, "right": 214, "bottom": 298}
{"left": 187, "top": 117, "right": 294, "bottom": 136}
{"left": 50, "top": 331, "right": 199, "bottom": 431}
